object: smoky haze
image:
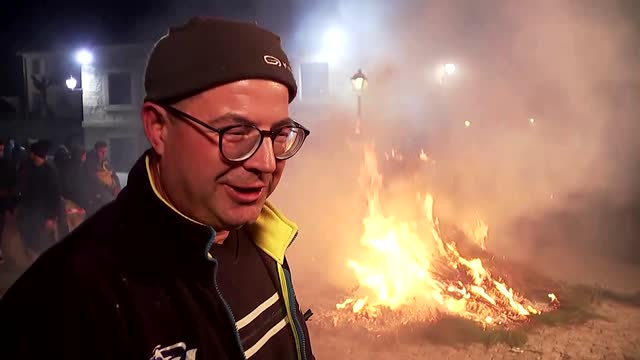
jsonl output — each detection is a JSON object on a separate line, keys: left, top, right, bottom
{"left": 271, "top": 0, "right": 640, "bottom": 293}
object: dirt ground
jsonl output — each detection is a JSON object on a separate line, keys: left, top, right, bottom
{"left": 305, "top": 300, "right": 640, "bottom": 360}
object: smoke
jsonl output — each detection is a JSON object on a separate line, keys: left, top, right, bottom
{"left": 273, "top": 0, "right": 640, "bottom": 292}
{"left": 106, "top": 0, "right": 639, "bottom": 291}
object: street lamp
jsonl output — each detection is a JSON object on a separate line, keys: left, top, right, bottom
{"left": 319, "top": 27, "right": 347, "bottom": 63}
{"left": 75, "top": 49, "right": 93, "bottom": 65}
{"left": 439, "top": 63, "right": 456, "bottom": 85}
{"left": 444, "top": 63, "right": 456, "bottom": 75}
{"left": 351, "top": 69, "right": 368, "bottom": 134}
{"left": 67, "top": 48, "right": 93, "bottom": 145}
{"left": 66, "top": 73, "right": 83, "bottom": 134}
{"left": 66, "top": 76, "right": 78, "bottom": 90}
{"left": 351, "top": 69, "right": 367, "bottom": 93}
{"left": 323, "top": 27, "right": 346, "bottom": 50}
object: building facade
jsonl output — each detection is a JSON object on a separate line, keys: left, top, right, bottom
{"left": 19, "top": 44, "right": 150, "bottom": 172}
{"left": 78, "top": 44, "right": 150, "bottom": 172}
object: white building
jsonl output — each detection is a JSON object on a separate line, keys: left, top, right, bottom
{"left": 78, "top": 44, "right": 150, "bottom": 172}
{"left": 19, "top": 44, "right": 150, "bottom": 172}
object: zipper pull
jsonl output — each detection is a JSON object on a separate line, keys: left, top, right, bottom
{"left": 303, "top": 309, "right": 313, "bottom": 321}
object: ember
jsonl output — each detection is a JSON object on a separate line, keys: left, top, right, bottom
{"left": 336, "top": 145, "right": 559, "bottom": 327}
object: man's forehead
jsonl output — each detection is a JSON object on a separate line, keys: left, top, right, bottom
{"left": 182, "top": 80, "right": 290, "bottom": 125}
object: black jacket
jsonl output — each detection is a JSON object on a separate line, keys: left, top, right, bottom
{"left": 0, "top": 150, "right": 314, "bottom": 359}
{"left": 0, "top": 156, "right": 17, "bottom": 211}
{"left": 16, "top": 160, "right": 61, "bottom": 220}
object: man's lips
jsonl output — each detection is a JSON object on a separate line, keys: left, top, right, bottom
{"left": 224, "top": 184, "right": 266, "bottom": 203}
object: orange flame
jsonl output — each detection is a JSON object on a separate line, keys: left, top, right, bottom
{"left": 337, "top": 145, "right": 556, "bottom": 326}
{"left": 464, "top": 217, "right": 488, "bottom": 250}
{"left": 419, "top": 149, "right": 429, "bottom": 161}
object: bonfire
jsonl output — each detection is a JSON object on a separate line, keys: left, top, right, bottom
{"left": 334, "top": 145, "right": 559, "bottom": 328}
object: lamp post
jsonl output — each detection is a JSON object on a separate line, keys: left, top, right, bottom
{"left": 351, "top": 68, "right": 368, "bottom": 134}
{"left": 66, "top": 49, "right": 93, "bottom": 145}
{"left": 66, "top": 75, "right": 84, "bottom": 144}
{"left": 65, "top": 76, "right": 78, "bottom": 91}
{"left": 75, "top": 49, "right": 94, "bottom": 66}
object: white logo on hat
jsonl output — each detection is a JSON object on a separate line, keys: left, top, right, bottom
{"left": 264, "top": 55, "right": 292, "bottom": 72}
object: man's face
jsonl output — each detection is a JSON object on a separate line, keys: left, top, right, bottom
{"left": 30, "top": 152, "right": 45, "bottom": 166}
{"left": 96, "top": 146, "right": 108, "bottom": 162}
{"left": 159, "top": 80, "right": 290, "bottom": 229}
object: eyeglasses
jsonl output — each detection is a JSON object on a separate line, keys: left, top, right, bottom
{"left": 159, "top": 104, "right": 310, "bottom": 162}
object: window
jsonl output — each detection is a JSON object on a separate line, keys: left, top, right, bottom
{"left": 300, "top": 62, "right": 329, "bottom": 99}
{"left": 31, "top": 58, "right": 41, "bottom": 75}
{"left": 107, "top": 72, "right": 132, "bottom": 105}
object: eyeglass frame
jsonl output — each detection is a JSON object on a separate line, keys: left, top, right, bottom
{"left": 156, "top": 103, "right": 310, "bottom": 162}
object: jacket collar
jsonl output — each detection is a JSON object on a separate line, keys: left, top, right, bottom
{"left": 118, "top": 150, "right": 298, "bottom": 264}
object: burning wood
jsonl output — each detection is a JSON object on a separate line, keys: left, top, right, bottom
{"left": 335, "top": 145, "right": 559, "bottom": 328}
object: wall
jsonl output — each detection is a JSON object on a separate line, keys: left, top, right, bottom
{"left": 78, "top": 44, "right": 151, "bottom": 170}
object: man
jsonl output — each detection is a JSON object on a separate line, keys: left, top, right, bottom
{"left": 15, "top": 140, "right": 60, "bottom": 258}
{"left": 0, "top": 140, "right": 17, "bottom": 259}
{"left": 62, "top": 145, "right": 89, "bottom": 231}
{"left": 84, "top": 140, "right": 121, "bottom": 215}
{"left": 0, "top": 17, "right": 314, "bottom": 359}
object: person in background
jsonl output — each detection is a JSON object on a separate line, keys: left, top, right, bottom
{"left": 84, "top": 141, "right": 121, "bottom": 215}
{"left": 12, "top": 141, "right": 29, "bottom": 172}
{"left": 62, "top": 146, "right": 89, "bottom": 231}
{"left": 0, "top": 140, "right": 17, "bottom": 260}
{"left": 5, "top": 138, "right": 15, "bottom": 159}
{"left": 15, "top": 140, "right": 61, "bottom": 259}
{"left": 52, "top": 145, "right": 71, "bottom": 237}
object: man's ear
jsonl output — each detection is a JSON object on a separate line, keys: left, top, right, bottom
{"left": 141, "top": 102, "right": 169, "bottom": 156}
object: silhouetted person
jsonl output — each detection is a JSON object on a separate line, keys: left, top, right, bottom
{"left": 84, "top": 141, "right": 120, "bottom": 215}
{"left": 15, "top": 140, "right": 61, "bottom": 259}
{"left": 53, "top": 145, "right": 71, "bottom": 237}
{"left": 0, "top": 139, "right": 17, "bottom": 252}
{"left": 62, "top": 146, "right": 89, "bottom": 231}
{"left": 12, "top": 142, "right": 29, "bottom": 172}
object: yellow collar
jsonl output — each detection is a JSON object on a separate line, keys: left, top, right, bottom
{"left": 145, "top": 155, "right": 298, "bottom": 264}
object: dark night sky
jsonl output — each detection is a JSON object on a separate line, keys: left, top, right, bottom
{"left": 1, "top": 0, "right": 638, "bottom": 97}
{"left": 0, "top": 0, "right": 286, "bottom": 96}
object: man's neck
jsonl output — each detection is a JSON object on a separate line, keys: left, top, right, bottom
{"left": 150, "top": 156, "right": 229, "bottom": 244}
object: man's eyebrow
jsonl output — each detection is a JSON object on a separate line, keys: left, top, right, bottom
{"left": 207, "top": 112, "right": 250, "bottom": 127}
{"left": 271, "top": 117, "right": 295, "bottom": 129}
{"left": 208, "top": 113, "right": 294, "bottom": 129}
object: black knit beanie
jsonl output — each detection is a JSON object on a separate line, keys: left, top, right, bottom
{"left": 144, "top": 17, "right": 297, "bottom": 104}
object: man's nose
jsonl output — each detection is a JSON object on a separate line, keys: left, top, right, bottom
{"left": 243, "top": 137, "right": 277, "bottom": 173}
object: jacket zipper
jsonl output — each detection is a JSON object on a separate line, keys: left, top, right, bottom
{"left": 278, "top": 231, "right": 308, "bottom": 360}
{"left": 206, "top": 228, "right": 247, "bottom": 359}
{"left": 282, "top": 267, "right": 307, "bottom": 360}
{"left": 288, "top": 232, "right": 307, "bottom": 360}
